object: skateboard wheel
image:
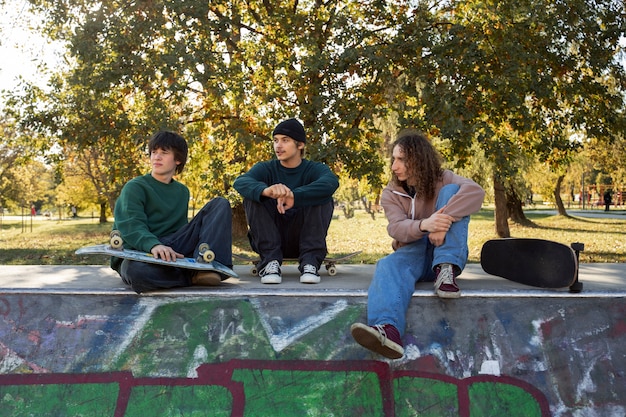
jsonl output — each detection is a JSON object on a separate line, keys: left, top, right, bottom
{"left": 109, "top": 231, "right": 123, "bottom": 249}
{"left": 327, "top": 265, "right": 337, "bottom": 276}
{"left": 251, "top": 266, "right": 258, "bottom": 276}
{"left": 569, "top": 281, "right": 583, "bottom": 293}
{"left": 198, "top": 243, "right": 214, "bottom": 262}
{"left": 202, "top": 250, "right": 215, "bottom": 262}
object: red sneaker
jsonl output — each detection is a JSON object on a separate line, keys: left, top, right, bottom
{"left": 434, "top": 263, "right": 461, "bottom": 298}
{"left": 350, "top": 323, "right": 404, "bottom": 359}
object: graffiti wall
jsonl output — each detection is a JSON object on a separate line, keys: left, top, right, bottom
{"left": 0, "top": 294, "right": 624, "bottom": 416}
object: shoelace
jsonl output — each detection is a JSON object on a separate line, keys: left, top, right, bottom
{"left": 439, "top": 266, "right": 454, "bottom": 285}
{"left": 435, "top": 264, "right": 455, "bottom": 288}
{"left": 374, "top": 324, "right": 388, "bottom": 346}
{"left": 302, "top": 264, "right": 317, "bottom": 274}
{"left": 260, "top": 260, "right": 280, "bottom": 275}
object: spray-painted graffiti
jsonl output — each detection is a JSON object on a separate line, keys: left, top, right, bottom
{"left": 0, "top": 294, "right": 624, "bottom": 416}
{"left": 0, "top": 360, "right": 549, "bottom": 417}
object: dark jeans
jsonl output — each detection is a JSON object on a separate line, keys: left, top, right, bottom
{"left": 243, "top": 198, "right": 334, "bottom": 272}
{"left": 119, "top": 197, "right": 232, "bottom": 293}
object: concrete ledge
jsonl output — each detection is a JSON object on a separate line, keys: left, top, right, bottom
{"left": 1, "top": 263, "right": 624, "bottom": 297}
{"left": 0, "top": 263, "right": 624, "bottom": 415}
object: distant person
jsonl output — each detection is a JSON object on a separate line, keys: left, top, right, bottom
{"left": 604, "top": 189, "right": 612, "bottom": 211}
{"left": 233, "top": 118, "right": 339, "bottom": 284}
{"left": 351, "top": 129, "right": 485, "bottom": 359}
{"left": 111, "top": 130, "right": 233, "bottom": 293}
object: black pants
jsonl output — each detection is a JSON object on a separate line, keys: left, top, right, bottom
{"left": 118, "top": 197, "right": 232, "bottom": 293}
{"left": 243, "top": 198, "right": 334, "bottom": 272}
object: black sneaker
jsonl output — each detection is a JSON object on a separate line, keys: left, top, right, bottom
{"left": 300, "top": 264, "right": 320, "bottom": 284}
{"left": 259, "top": 260, "right": 281, "bottom": 284}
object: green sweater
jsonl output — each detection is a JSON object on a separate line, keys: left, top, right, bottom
{"left": 112, "top": 173, "right": 189, "bottom": 257}
{"left": 233, "top": 159, "right": 339, "bottom": 207}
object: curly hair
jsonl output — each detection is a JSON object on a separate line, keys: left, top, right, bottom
{"left": 390, "top": 129, "right": 443, "bottom": 200}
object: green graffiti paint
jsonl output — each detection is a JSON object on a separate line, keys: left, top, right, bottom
{"left": 125, "top": 385, "right": 232, "bottom": 417}
{"left": 273, "top": 305, "right": 364, "bottom": 360}
{"left": 468, "top": 381, "right": 542, "bottom": 417}
{"left": 232, "top": 369, "right": 384, "bottom": 416}
{"left": 394, "top": 376, "right": 459, "bottom": 417}
{"left": 0, "top": 383, "right": 118, "bottom": 416}
{"left": 114, "top": 300, "right": 273, "bottom": 376}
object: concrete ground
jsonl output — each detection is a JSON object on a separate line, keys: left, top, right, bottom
{"left": 1, "top": 262, "right": 624, "bottom": 297}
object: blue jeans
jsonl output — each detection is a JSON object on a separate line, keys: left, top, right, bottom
{"left": 243, "top": 198, "right": 334, "bottom": 272}
{"left": 119, "top": 197, "right": 232, "bottom": 293}
{"left": 366, "top": 184, "right": 469, "bottom": 335}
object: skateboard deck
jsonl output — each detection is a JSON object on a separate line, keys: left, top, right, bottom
{"left": 480, "top": 238, "right": 583, "bottom": 292}
{"left": 76, "top": 244, "right": 239, "bottom": 278}
{"left": 233, "top": 251, "right": 362, "bottom": 276}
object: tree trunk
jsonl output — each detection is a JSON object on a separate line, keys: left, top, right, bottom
{"left": 361, "top": 196, "right": 375, "bottom": 220}
{"left": 493, "top": 176, "right": 510, "bottom": 237}
{"left": 232, "top": 203, "right": 249, "bottom": 239}
{"left": 506, "top": 184, "right": 535, "bottom": 226}
{"left": 554, "top": 174, "right": 568, "bottom": 216}
{"left": 99, "top": 202, "right": 107, "bottom": 223}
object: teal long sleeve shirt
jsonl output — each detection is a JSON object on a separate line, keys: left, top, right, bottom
{"left": 233, "top": 159, "right": 339, "bottom": 207}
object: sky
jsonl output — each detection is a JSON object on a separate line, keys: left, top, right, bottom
{"left": 0, "top": 1, "right": 63, "bottom": 94}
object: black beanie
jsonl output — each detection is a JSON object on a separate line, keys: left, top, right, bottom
{"left": 272, "top": 118, "right": 306, "bottom": 143}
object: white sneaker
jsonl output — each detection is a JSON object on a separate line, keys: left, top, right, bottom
{"left": 300, "top": 264, "right": 320, "bottom": 284}
{"left": 259, "top": 260, "right": 281, "bottom": 284}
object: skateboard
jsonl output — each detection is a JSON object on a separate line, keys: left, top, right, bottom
{"left": 232, "top": 251, "right": 362, "bottom": 276}
{"left": 480, "top": 238, "right": 583, "bottom": 293}
{"left": 76, "top": 230, "right": 238, "bottom": 278}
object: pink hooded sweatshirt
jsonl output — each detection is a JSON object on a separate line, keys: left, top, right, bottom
{"left": 382, "top": 170, "right": 485, "bottom": 250}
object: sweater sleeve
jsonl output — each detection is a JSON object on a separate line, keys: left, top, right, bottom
{"left": 234, "top": 160, "right": 339, "bottom": 207}
{"left": 381, "top": 187, "right": 425, "bottom": 245}
{"left": 382, "top": 171, "right": 485, "bottom": 249}
{"left": 233, "top": 162, "right": 271, "bottom": 202}
{"left": 439, "top": 171, "right": 485, "bottom": 221}
{"left": 291, "top": 162, "right": 339, "bottom": 207}
{"left": 113, "top": 180, "right": 162, "bottom": 252}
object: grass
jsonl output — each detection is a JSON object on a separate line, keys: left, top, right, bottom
{"left": 1, "top": 208, "right": 625, "bottom": 265}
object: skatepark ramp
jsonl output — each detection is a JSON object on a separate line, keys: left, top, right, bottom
{"left": 0, "top": 263, "right": 624, "bottom": 416}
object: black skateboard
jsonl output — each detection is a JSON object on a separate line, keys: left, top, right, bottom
{"left": 480, "top": 238, "right": 584, "bottom": 293}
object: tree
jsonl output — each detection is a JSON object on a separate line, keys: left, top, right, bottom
{"left": 15, "top": 0, "right": 625, "bottom": 237}
{"left": 395, "top": 0, "right": 625, "bottom": 236}
{"left": 0, "top": 125, "right": 20, "bottom": 210}
{"left": 0, "top": 109, "right": 49, "bottom": 211}
{"left": 2, "top": 160, "right": 55, "bottom": 213}
{"left": 12, "top": 75, "right": 162, "bottom": 222}
{"left": 585, "top": 135, "right": 626, "bottom": 191}
{"left": 23, "top": 0, "right": 428, "bottom": 232}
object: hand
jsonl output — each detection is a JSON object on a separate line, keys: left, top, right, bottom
{"left": 276, "top": 194, "right": 295, "bottom": 214}
{"left": 420, "top": 206, "right": 454, "bottom": 234}
{"left": 263, "top": 184, "right": 294, "bottom": 214}
{"left": 151, "top": 244, "right": 184, "bottom": 262}
{"left": 428, "top": 230, "right": 447, "bottom": 246}
{"left": 262, "top": 183, "right": 292, "bottom": 199}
